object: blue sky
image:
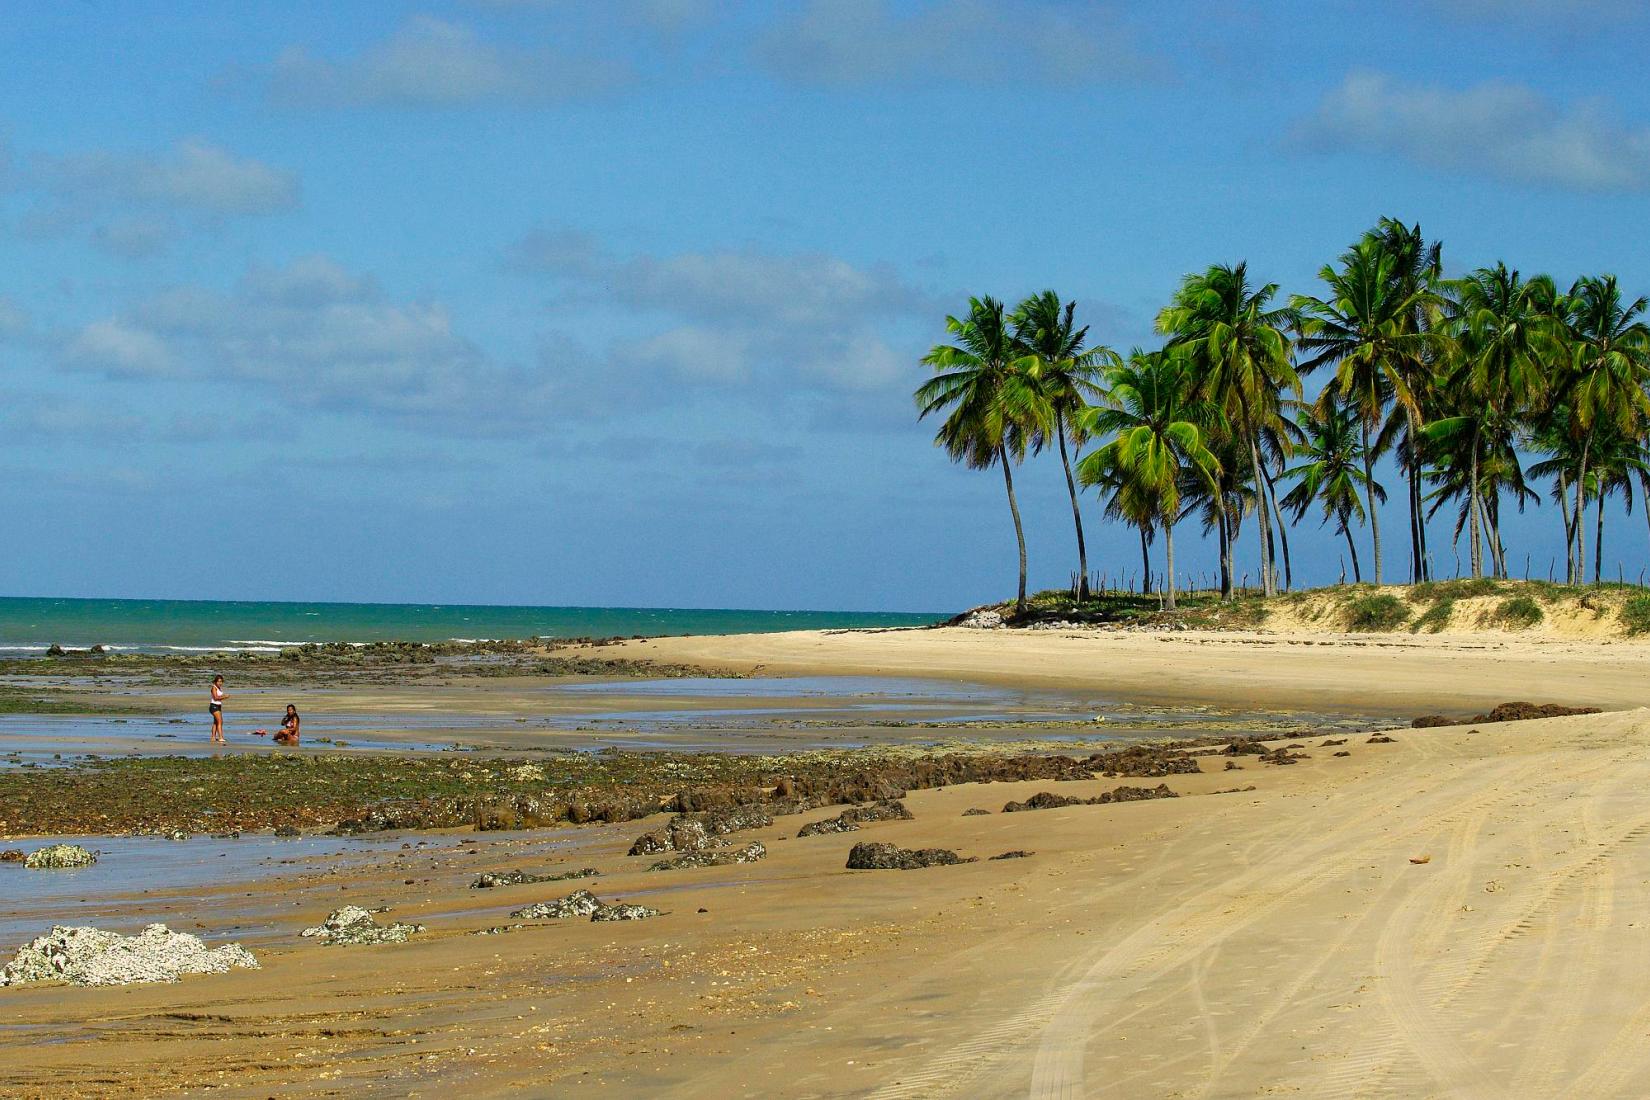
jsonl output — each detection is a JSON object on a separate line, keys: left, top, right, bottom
{"left": 2, "top": 0, "right": 1648, "bottom": 612}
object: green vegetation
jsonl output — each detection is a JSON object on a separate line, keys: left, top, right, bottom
{"left": 1344, "top": 592, "right": 1410, "bottom": 632}
{"left": 1410, "top": 598, "right": 1455, "bottom": 634}
{"left": 915, "top": 218, "right": 1650, "bottom": 607}
{"left": 1491, "top": 595, "right": 1545, "bottom": 629}
{"left": 1621, "top": 594, "right": 1650, "bottom": 635}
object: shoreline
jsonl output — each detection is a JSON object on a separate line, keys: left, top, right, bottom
{"left": 5, "top": 625, "right": 1650, "bottom": 1095}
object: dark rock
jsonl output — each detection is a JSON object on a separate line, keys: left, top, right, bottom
{"left": 1320, "top": 738, "right": 1347, "bottom": 746}
{"left": 1257, "top": 747, "right": 1306, "bottom": 765}
{"left": 1224, "top": 761, "right": 1242, "bottom": 771}
{"left": 628, "top": 804, "right": 773, "bottom": 856}
{"left": 962, "top": 808, "right": 991, "bottom": 816}
{"left": 1080, "top": 745, "right": 1200, "bottom": 778}
{"left": 649, "top": 841, "right": 766, "bottom": 871}
{"left": 989, "top": 850, "right": 1034, "bottom": 860}
{"left": 798, "top": 799, "right": 911, "bottom": 837}
{"left": 1223, "top": 741, "right": 1268, "bottom": 756}
{"left": 1368, "top": 734, "right": 1397, "bottom": 744}
{"left": 1334, "top": 751, "right": 1352, "bottom": 757}
{"left": 0, "top": 850, "right": 23, "bottom": 863}
{"left": 472, "top": 867, "right": 599, "bottom": 889}
{"left": 1003, "top": 784, "right": 1178, "bottom": 812}
{"left": 1411, "top": 701, "right": 1601, "bottom": 729}
{"left": 273, "top": 825, "right": 300, "bottom": 837}
{"left": 846, "top": 842, "right": 976, "bottom": 870}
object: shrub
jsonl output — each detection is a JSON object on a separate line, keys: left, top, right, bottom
{"left": 1622, "top": 594, "right": 1650, "bottom": 636}
{"left": 1491, "top": 595, "right": 1544, "bottom": 629}
{"left": 1344, "top": 593, "right": 1409, "bottom": 632}
{"left": 1410, "top": 597, "right": 1454, "bottom": 634}
{"left": 1413, "top": 578, "right": 1501, "bottom": 601}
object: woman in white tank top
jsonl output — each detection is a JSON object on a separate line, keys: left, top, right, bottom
{"left": 209, "top": 675, "right": 227, "bottom": 744}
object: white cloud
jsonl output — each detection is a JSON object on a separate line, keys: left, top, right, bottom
{"left": 261, "top": 16, "right": 632, "bottom": 107}
{"left": 514, "top": 231, "right": 939, "bottom": 399}
{"left": 62, "top": 319, "right": 176, "bottom": 377}
{"left": 752, "top": 0, "right": 1163, "bottom": 87}
{"left": 1296, "top": 71, "right": 1650, "bottom": 191}
{"left": 41, "top": 139, "right": 299, "bottom": 216}
{"left": 58, "top": 256, "right": 550, "bottom": 433}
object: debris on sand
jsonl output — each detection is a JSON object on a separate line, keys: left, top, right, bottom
{"left": 1002, "top": 784, "right": 1178, "bottom": 813}
{"left": 1257, "top": 747, "right": 1307, "bottom": 766}
{"left": 590, "top": 903, "right": 661, "bottom": 921}
{"left": 1320, "top": 738, "right": 1347, "bottom": 747}
{"left": 1333, "top": 750, "right": 1351, "bottom": 757}
{"left": 846, "top": 842, "right": 976, "bottom": 870}
{"left": 301, "top": 906, "right": 423, "bottom": 945}
{"left": 962, "top": 808, "right": 991, "bottom": 816}
{"left": 989, "top": 850, "right": 1034, "bottom": 860}
{"left": 649, "top": 842, "right": 766, "bottom": 871}
{"left": 0, "top": 924, "right": 257, "bottom": 987}
{"left": 1222, "top": 741, "right": 1269, "bottom": 756}
{"left": 471, "top": 867, "right": 598, "bottom": 889}
{"left": 1368, "top": 734, "right": 1397, "bottom": 744}
{"left": 23, "top": 844, "right": 96, "bottom": 869}
{"left": 1410, "top": 854, "right": 1432, "bottom": 865}
{"left": 797, "top": 799, "right": 913, "bottom": 837}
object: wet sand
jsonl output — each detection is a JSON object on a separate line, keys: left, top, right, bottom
{"left": 5, "top": 628, "right": 1650, "bottom": 1097}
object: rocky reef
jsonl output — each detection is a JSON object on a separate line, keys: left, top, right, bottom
{"left": 22, "top": 844, "right": 96, "bottom": 869}
{"left": 300, "top": 906, "right": 423, "bottom": 946}
{"left": 846, "top": 842, "right": 976, "bottom": 870}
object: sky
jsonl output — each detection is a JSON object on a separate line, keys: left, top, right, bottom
{"left": 2, "top": 0, "right": 1648, "bottom": 613}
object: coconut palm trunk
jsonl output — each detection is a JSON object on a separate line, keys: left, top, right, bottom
{"left": 1260, "top": 462, "right": 1294, "bottom": 590}
{"left": 1342, "top": 520, "right": 1362, "bottom": 582}
{"left": 1558, "top": 471, "right": 1576, "bottom": 581}
{"left": 999, "top": 446, "right": 1028, "bottom": 614}
{"left": 1053, "top": 412, "right": 1090, "bottom": 600}
{"left": 1139, "top": 526, "right": 1153, "bottom": 594}
{"left": 1573, "top": 435, "right": 1591, "bottom": 585}
{"left": 1361, "top": 418, "right": 1382, "bottom": 584}
{"left": 1595, "top": 492, "right": 1605, "bottom": 584}
{"left": 1164, "top": 519, "right": 1178, "bottom": 611}
{"left": 1249, "top": 436, "right": 1276, "bottom": 596}
{"left": 1406, "top": 412, "right": 1425, "bottom": 582}
{"left": 1216, "top": 507, "right": 1233, "bottom": 600}
{"left": 1468, "top": 427, "right": 1484, "bottom": 578}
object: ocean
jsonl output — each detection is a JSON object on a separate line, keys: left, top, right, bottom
{"left": 0, "top": 597, "right": 943, "bottom": 655}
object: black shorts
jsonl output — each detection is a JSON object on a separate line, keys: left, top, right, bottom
{"left": 209, "top": 703, "right": 222, "bottom": 714}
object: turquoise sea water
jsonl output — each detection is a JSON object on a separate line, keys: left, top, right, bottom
{"left": 0, "top": 597, "right": 943, "bottom": 654}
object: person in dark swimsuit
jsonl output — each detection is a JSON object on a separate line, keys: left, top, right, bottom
{"left": 273, "top": 705, "right": 301, "bottom": 746}
{"left": 209, "top": 675, "right": 227, "bottom": 744}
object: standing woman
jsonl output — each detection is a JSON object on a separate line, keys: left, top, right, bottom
{"left": 209, "top": 675, "right": 227, "bottom": 744}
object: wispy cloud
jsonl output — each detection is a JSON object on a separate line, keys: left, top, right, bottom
{"left": 256, "top": 16, "right": 633, "bottom": 108}
{"left": 1294, "top": 71, "right": 1650, "bottom": 192}
{"left": 11, "top": 138, "right": 299, "bottom": 258}
{"left": 752, "top": 0, "right": 1164, "bottom": 88}
{"left": 58, "top": 255, "right": 551, "bottom": 434}
{"left": 512, "top": 230, "right": 943, "bottom": 402}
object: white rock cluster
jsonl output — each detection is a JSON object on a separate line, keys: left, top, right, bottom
{"left": 0, "top": 924, "right": 258, "bottom": 987}
{"left": 959, "top": 609, "right": 1004, "bottom": 629}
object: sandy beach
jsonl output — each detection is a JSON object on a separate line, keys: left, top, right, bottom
{"left": 4, "top": 626, "right": 1650, "bottom": 1097}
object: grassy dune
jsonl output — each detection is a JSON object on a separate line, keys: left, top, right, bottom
{"left": 977, "top": 580, "right": 1650, "bottom": 640}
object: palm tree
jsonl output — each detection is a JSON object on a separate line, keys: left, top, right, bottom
{"left": 1157, "top": 263, "right": 1298, "bottom": 597}
{"left": 1556, "top": 275, "right": 1650, "bottom": 583}
{"left": 1011, "top": 291, "right": 1120, "bottom": 600}
{"left": 1439, "top": 264, "right": 1561, "bottom": 577}
{"left": 916, "top": 296, "right": 1045, "bottom": 614}
{"left": 1371, "top": 217, "right": 1445, "bottom": 582}
{"left": 1076, "top": 352, "right": 1220, "bottom": 611}
{"left": 1280, "top": 400, "right": 1385, "bottom": 582}
{"left": 1293, "top": 236, "right": 1434, "bottom": 585}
